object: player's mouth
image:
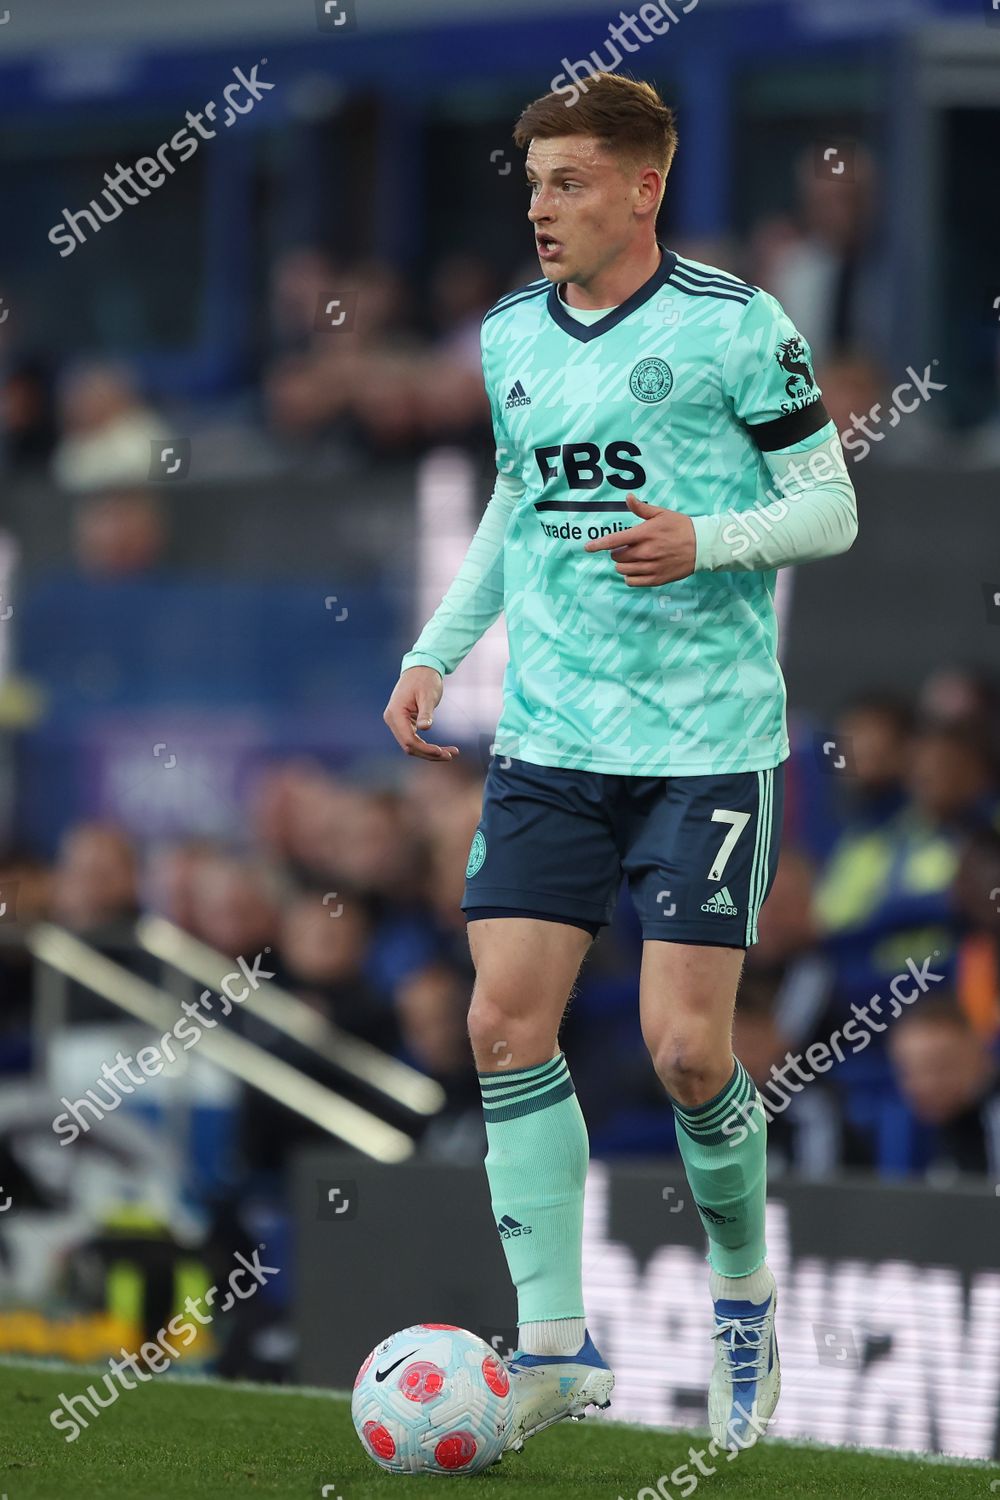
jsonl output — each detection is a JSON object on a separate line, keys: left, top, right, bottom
{"left": 536, "top": 235, "right": 563, "bottom": 262}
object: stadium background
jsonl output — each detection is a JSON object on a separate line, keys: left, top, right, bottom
{"left": 1, "top": 0, "right": 999, "bottom": 1464}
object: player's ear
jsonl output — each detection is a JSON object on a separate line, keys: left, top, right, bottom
{"left": 633, "top": 166, "right": 662, "bottom": 218}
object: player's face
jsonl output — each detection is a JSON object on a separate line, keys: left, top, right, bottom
{"left": 525, "top": 135, "right": 645, "bottom": 286}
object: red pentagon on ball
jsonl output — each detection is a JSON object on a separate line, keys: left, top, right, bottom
{"left": 362, "top": 1420, "right": 397, "bottom": 1459}
{"left": 398, "top": 1360, "right": 445, "bottom": 1403}
{"left": 354, "top": 1352, "right": 374, "bottom": 1389}
{"left": 419, "top": 1323, "right": 460, "bottom": 1330}
{"left": 434, "top": 1431, "right": 478, "bottom": 1469}
{"left": 481, "top": 1355, "right": 510, "bottom": 1397}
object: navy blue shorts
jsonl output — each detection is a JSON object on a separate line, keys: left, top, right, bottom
{"left": 463, "top": 757, "right": 784, "bottom": 947}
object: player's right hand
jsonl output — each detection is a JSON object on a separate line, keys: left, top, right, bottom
{"left": 382, "top": 667, "right": 461, "bottom": 761}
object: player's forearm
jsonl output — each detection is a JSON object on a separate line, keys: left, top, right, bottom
{"left": 400, "top": 473, "right": 521, "bottom": 677}
{"left": 691, "top": 427, "right": 858, "bottom": 573}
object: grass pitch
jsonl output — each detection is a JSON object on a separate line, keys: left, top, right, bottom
{"left": 0, "top": 1360, "right": 994, "bottom": 1499}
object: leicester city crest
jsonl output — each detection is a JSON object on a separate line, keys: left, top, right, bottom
{"left": 629, "top": 357, "right": 674, "bottom": 404}
{"left": 466, "top": 830, "right": 487, "bottom": 879}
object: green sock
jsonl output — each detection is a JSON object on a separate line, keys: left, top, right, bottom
{"left": 479, "top": 1052, "right": 588, "bottom": 1324}
{"left": 669, "top": 1058, "right": 768, "bottom": 1278}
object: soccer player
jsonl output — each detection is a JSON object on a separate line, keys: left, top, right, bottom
{"left": 383, "top": 72, "right": 857, "bottom": 1453}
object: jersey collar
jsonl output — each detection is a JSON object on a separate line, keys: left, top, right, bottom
{"left": 546, "top": 242, "right": 678, "bottom": 344}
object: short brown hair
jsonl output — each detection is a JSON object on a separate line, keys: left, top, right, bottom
{"left": 513, "top": 73, "right": 678, "bottom": 191}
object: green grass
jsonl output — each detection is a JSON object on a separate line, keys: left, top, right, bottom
{"left": 0, "top": 1360, "right": 995, "bottom": 1499}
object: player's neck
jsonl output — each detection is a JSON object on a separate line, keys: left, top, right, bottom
{"left": 558, "top": 239, "right": 662, "bottom": 312}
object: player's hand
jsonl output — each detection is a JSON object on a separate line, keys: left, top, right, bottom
{"left": 583, "top": 493, "right": 696, "bottom": 585}
{"left": 383, "top": 667, "right": 461, "bottom": 761}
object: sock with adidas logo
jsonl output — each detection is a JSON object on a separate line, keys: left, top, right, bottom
{"left": 668, "top": 1057, "right": 768, "bottom": 1278}
{"left": 478, "top": 1051, "right": 588, "bottom": 1345}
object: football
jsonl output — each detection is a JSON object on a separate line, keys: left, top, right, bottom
{"left": 352, "top": 1323, "right": 515, "bottom": 1474}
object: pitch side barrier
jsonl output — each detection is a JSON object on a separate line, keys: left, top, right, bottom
{"left": 293, "top": 1152, "right": 1000, "bottom": 1458}
{"left": 134, "top": 915, "right": 444, "bottom": 1120}
{"left": 28, "top": 923, "right": 414, "bottom": 1162}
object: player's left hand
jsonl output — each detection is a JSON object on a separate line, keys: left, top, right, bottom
{"left": 583, "top": 494, "right": 696, "bottom": 586}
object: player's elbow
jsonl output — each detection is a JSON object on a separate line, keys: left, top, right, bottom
{"left": 820, "top": 500, "right": 858, "bottom": 560}
{"left": 835, "top": 498, "right": 859, "bottom": 555}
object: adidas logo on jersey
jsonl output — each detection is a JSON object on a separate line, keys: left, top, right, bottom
{"left": 701, "top": 886, "right": 738, "bottom": 916}
{"left": 497, "top": 1214, "right": 532, "bottom": 1238}
{"left": 504, "top": 380, "right": 531, "bottom": 409}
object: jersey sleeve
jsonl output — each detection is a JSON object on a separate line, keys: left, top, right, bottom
{"left": 722, "top": 290, "right": 831, "bottom": 452}
{"left": 399, "top": 323, "right": 523, "bottom": 678}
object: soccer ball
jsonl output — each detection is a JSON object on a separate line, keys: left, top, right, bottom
{"left": 352, "top": 1323, "right": 515, "bottom": 1474}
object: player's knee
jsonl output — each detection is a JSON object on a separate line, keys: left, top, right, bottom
{"left": 649, "top": 1033, "right": 730, "bottom": 1106}
{"left": 467, "top": 992, "right": 554, "bottom": 1072}
{"left": 467, "top": 992, "right": 515, "bottom": 1058}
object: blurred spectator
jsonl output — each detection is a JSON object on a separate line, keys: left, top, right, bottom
{"left": 51, "top": 362, "right": 168, "bottom": 493}
{"left": 73, "top": 490, "right": 168, "bottom": 578}
{"left": 429, "top": 253, "right": 499, "bottom": 374}
{"left": 268, "top": 245, "right": 340, "bottom": 356}
{"left": 750, "top": 847, "right": 818, "bottom": 974}
{"left": 0, "top": 851, "right": 52, "bottom": 1063}
{"left": 906, "top": 719, "right": 998, "bottom": 831}
{"left": 953, "top": 822, "right": 1000, "bottom": 1043}
{"left": 395, "top": 961, "right": 484, "bottom": 1162}
{"left": 818, "top": 355, "right": 884, "bottom": 447}
{"left": 261, "top": 254, "right": 491, "bottom": 462}
{"left": 755, "top": 144, "right": 888, "bottom": 369}
{"left": 0, "top": 356, "right": 57, "bottom": 471}
{"left": 918, "top": 668, "right": 1000, "bottom": 762}
{"left": 143, "top": 838, "right": 221, "bottom": 931}
{"left": 733, "top": 971, "right": 871, "bottom": 1178}
{"left": 186, "top": 853, "right": 283, "bottom": 959}
{"left": 792, "top": 707, "right": 998, "bottom": 1063}
{"left": 50, "top": 821, "right": 139, "bottom": 934}
{"left": 277, "top": 888, "right": 397, "bottom": 1050}
{"left": 888, "top": 998, "right": 1000, "bottom": 1180}
{"left": 835, "top": 692, "right": 914, "bottom": 828}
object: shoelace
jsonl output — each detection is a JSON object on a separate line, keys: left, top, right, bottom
{"left": 712, "top": 1313, "right": 771, "bottom": 1385}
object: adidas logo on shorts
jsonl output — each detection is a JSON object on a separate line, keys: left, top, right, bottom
{"left": 701, "top": 886, "right": 738, "bottom": 917}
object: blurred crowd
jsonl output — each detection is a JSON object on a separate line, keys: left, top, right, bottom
{"left": 2, "top": 666, "right": 999, "bottom": 1190}
{"left": 3, "top": 142, "right": 999, "bottom": 523}
{"left": 1, "top": 136, "right": 999, "bottom": 1202}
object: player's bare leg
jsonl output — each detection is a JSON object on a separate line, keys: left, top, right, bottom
{"left": 640, "top": 941, "right": 779, "bottom": 1451}
{"left": 467, "top": 917, "right": 614, "bottom": 1449}
{"left": 467, "top": 916, "right": 588, "bottom": 1072}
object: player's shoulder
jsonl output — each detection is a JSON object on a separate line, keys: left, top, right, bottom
{"left": 666, "top": 253, "right": 761, "bottom": 313}
{"left": 481, "top": 276, "right": 551, "bottom": 338}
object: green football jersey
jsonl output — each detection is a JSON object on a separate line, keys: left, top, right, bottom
{"left": 412, "top": 245, "right": 836, "bottom": 776}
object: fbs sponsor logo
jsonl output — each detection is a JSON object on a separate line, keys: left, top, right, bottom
{"left": 497, "top": 1214, "right": 532, "bottom": 1239}
{"left": 504, "top": 379, "right": 531, "bottom": 410}
{"left": 701, "top": 886, "right": 738, "bottom": 917}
